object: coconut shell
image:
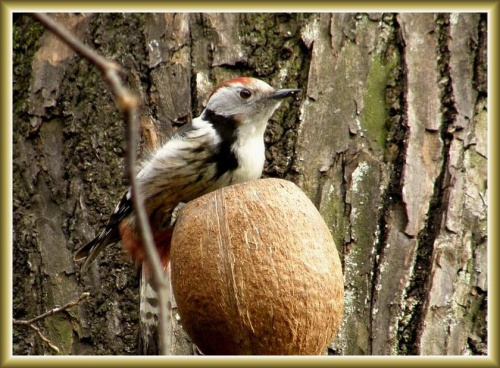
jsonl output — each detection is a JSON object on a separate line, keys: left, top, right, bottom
{"left": 170, "top": 178, "right": 343, "bottom": 355}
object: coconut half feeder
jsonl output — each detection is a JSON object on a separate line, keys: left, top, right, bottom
{"left": 170, "top": 178, "right": 344, "bottom": 355}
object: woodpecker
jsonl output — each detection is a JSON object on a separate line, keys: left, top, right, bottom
{"left": 73, "top": 76, "right": 300, "bottom": 354}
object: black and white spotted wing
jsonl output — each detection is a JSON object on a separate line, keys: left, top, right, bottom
{"left": 74, "top": 191, "right": 133, "bottom": 270}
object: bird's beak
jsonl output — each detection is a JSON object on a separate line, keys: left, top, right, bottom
{"left": 270, "top": 88, "right": 301, "bottom": 100}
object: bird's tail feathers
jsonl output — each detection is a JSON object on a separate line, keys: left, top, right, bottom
{"left": 139, "top": 266, "right": 160, "bottom": 354}
{"left": 73, "top": 227, "right": 120, "bottom": 271}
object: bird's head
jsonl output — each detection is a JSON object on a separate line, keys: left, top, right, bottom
{"left": 204, "top": 77, "right": 300, "bottom": 128}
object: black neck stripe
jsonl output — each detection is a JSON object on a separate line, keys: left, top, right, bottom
{"left": 202, "top": 109, "right": 239, "bottom": 176}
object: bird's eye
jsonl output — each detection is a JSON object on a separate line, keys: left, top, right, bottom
{"left": 239, "top": 89, "right": 252, "bottom": 99}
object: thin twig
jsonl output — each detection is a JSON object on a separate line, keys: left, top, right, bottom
{"left": 124, "top": 100, "right": 172, "bottom": 355}
{"left": 32, "top": 13, "right": 172, "bottom": 355}
{"left": 32, "top": 13, "right": 125, "bottom": 78}
{"left": 26, "top": 323, "right": 61, "bottom": 354}
{"left": 13, "top": 292, "right": 90, "bottom": 354}
{"left": 13, "top": 292, "right": 90, "bottom": 326}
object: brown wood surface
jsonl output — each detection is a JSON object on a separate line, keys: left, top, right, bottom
{"left": 12, "top": 13, "right": 487, "bottom": 355}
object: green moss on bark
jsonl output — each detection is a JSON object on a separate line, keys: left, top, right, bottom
{"left": 360, "top": 51, "right": 399, "bottom": 150}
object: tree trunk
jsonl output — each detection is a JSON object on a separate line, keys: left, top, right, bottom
{"left": 13, "top": 12, "right": 487, "bottom": 355}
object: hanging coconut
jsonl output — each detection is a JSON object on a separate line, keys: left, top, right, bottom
{"left": 170, "top": 178, "right": 343, "bottom": 355}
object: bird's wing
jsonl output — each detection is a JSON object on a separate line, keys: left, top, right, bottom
{"left": 74, "top": 121, "right": 210, "bottom": 271}
{"left": 73, "top": 191, "right": 132, "bottom": 270}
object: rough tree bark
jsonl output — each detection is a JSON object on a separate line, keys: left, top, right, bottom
{"left": 13, "top": 13, "right": 487, "bottom": 355}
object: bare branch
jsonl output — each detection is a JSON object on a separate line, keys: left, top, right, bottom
{"left": 14, "top": 292, "right": 90, "bottom": 326}
{"left": 32, "top": 14, "right": 124, "bottom": 78}
{"left": 13, "top": 292, "right": 90, "bottom": 354}
{"left": 124, "top": 101, "right": 173, "bottom": 355}
{"left": 26, "top": 323, "right": 61, "bottom": 354}
{"left": 32, "top": 13, "right": 172, "bottom": 355}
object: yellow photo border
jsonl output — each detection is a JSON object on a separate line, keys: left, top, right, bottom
{"left": 2, "top": 1, "right": 497, "bottom": 367}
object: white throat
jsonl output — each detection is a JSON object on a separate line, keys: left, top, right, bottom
{"left": 230, "top": 116, "right": 269, "bottom": 184}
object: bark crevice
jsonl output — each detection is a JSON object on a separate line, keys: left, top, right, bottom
{"left": 397, "top": 13, "right": 458, "bottom": 354}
